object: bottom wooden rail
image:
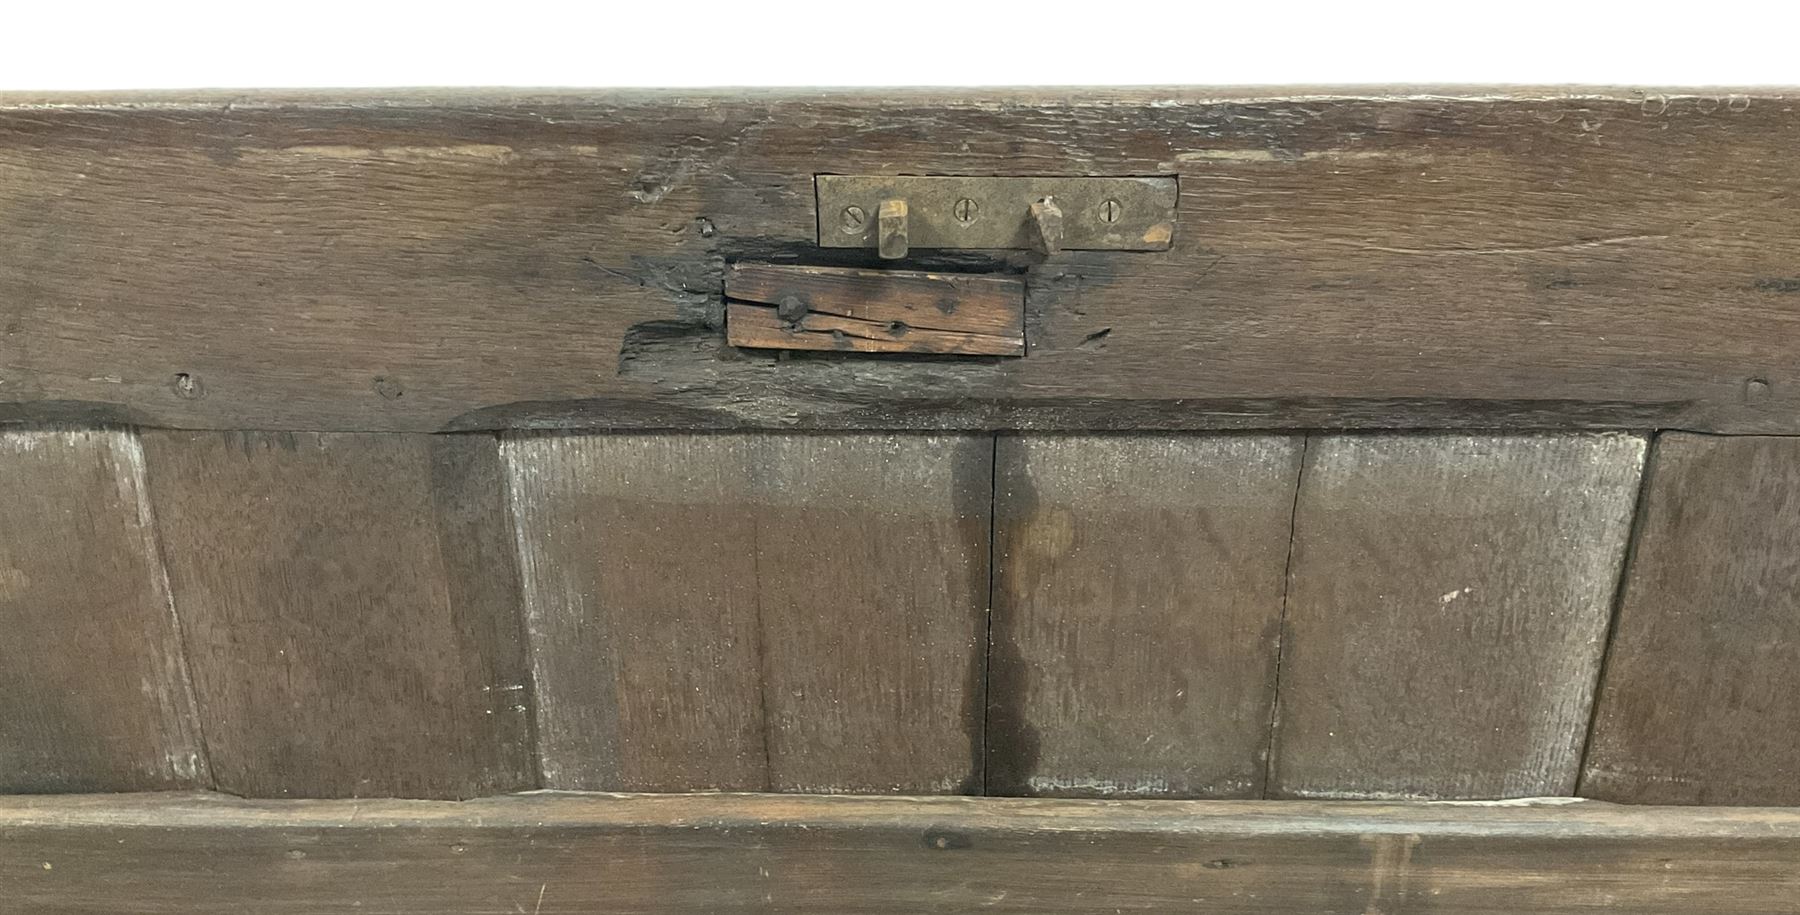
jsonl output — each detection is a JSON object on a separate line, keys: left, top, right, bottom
{"left": 2, "top": 792, "right": 1798, "bottom": 913}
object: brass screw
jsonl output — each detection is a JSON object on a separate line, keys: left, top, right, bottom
{"left": 1100, "top": 199, "right": 1123, "bottom": 223}
{"left": 953, "top": 198, "right": 979, "bottom": 224}
{"left": 840, "top": 205, "right": 868, "bottom": 234}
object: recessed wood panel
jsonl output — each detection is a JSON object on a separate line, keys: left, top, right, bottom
{"left": 1583, "top": 434, "right": 1800, "bottom": 805}
{"left": 0, "top": 431, "right": 207, "bottom": 792}
{"left": 507, "top": 433, "right": 989, "bottom": 794}
{"left": 1269, "top": 434, "right": 1645, "bottom": 799}
{"left": 140, "top": 432, "right": 535, "bottom": 799}
{"left": 988, "top": 435, "right": 1302, "bottom": 797}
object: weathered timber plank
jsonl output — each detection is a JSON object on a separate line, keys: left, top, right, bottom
{"left": 3, "top": 90, "right": 1799, "bottom": 432}
{"left": 1583, "top": 434, "right": 1800, "bottom": 805}
{"left": 506, "top": 434, "right": 988, "bottom": 793}
{"left": 725, "top": 264, "right": 1025, "bottom": 338}
{"left": 988, "top": 435, "right": 1301, "bottom": 797}
{"left": 503, "top": 434, "right": 765, "bottom": 791}
{"left": 139, "top": 432, "right": 535, "bottom": 799}
{"left": 1269, "top": 434, "right": 1646, "bottom": 799}
{"left": 0, "top": 431, "right": 207, "bottom": 792}
{"left": 4, "top": 792, "right": 1800, "bottom": 914}
{"left": 726, "top": 302, "right": 1023, "bottom": 355}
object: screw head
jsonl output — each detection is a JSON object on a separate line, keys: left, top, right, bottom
{"left": 840, "top": 205, "right": 868, "bottom": 234}
{"left": 1099, "top": 199, "right": 1123, "bottom": 223}
{"left": 953, "top": 198, "right": 979, "bottom": 225}
{"left": 1746, "top": 377, "right": 1773, "bottom": 404}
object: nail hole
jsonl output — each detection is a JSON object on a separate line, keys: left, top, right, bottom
{"left": 171, "top": 373, "right": 203, "bottom": 400}
{"left": 923, "top": 829, "right": 972, "bottom": 850}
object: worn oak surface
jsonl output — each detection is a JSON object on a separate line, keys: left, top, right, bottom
{"left": 140, "top": 432, "right": 535, "bottom": 799}
{"left": 3, "top": 426, "right": 1797, "bottom": 808}
{"left": 1584, "top": 435, "right": 1800, "bottom": 805}
{"left": 5, "top": 792, "right": 1800, "bottom": 914}
{"left": 4, "top": 89, "right": 1800, "bottom": 432}
{"left": 505, "top": 434, "right": 763, "bottom": 791}
{"left": 0, "top": 431, "right": 206, "bottom": 792}
{"left": 725, "top": 303, "right": 1022, "bottom": 356}
{"left": 989, "top": 435, "right": 1302, "bottom": 797}
{"left": 1270, "top": 434, "right": 1646, "bottom": 799}
{"left": 507, "top": 434, "right": 988, "bottom": 794}
{"left": 725, "top": 264, "right": 1025, "bottom": 355}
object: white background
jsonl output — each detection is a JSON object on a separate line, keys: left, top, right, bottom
{"left": 3, "top": 0, "right": 1798, "bottom": 90}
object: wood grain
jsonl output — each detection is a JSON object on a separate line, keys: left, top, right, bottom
{"left": 0, "top": 431, "right": 207, "bottom": 792}
{"left": 988, "top": 435, "right": 1302, "bottom": 797}
{"left": 1269, "top": 434, "right": 1646, "bottom": 799}
{"left": 504, "top": 434, "right": 765, "bottom": 791}
{"left": 726, "top": 303, "right": 1024, "bottom": 355}
{"left": 506, "top": 434, "right": 989, "bottom": 794}
{"left": 726, "top": 263, "right": 1026, "bottom": 354}
{"left": 6, "top": 791, "right": 1800, "bottom": 914}
{"left": 1583, "top": 434, "right": 1800, "bottom": 805}
{"left": 139, "top": 432, "right": 535, "bottom": 799}
{"left": 3, "top": 90, "right": 1800, "bottom": 432}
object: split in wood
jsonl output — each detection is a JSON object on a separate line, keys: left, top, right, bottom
{"left": 724, "top": 263, "right": 1024, "bottom": 356}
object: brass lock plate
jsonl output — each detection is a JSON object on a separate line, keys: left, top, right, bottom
{"left": 815, "top": 175, "right": 1178, "bottom": 253}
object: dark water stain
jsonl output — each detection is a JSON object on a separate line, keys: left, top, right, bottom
{"left": 982, "top": 436, "right": 1041, "bottom": 796}
{"left": 950, "top": 435, "right": 993, "bottom": 796}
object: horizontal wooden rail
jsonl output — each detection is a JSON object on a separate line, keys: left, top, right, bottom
{"left": 4, "top": 792, "right": 1798, "bottom": 912}
{"left": 4, "top": 88, "right": 1800, "bottom": 433}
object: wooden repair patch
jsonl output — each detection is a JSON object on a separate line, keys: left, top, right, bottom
{"left": 725, "top": 264, "right": 1025, "bottom": 356}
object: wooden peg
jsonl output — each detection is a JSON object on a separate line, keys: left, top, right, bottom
{"left": 1029, "top": 196, "right": 1064, "bottom": 256}
{"left": 877, "top": 198, "right": 909, "bottom": 259}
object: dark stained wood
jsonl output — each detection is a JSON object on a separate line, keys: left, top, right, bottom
{"left": 727, "top": 264, "right": 1025, "bottom": 337}
{"left": 1583, "top": 434, "right": 1800, "bottom": 805}
{"left": 0, "top": 431, "right": 208, "bottom": 792}
{"left": 727, "top": 303, "right": 1024, "bottom": 356}
{"left": 3, "top": 90, "right": 1800, "bottom": 432}
{"left": 725, "top": 263, "right": 1025, "bottom": 355}
{"left": 506, "top": 434, "right": 989, "bottom": 793}
{"left": 139, "top": 432, "right": 535, "bottom": 799}
{"left": 7, "top": 791, "right": 1800, "bottom": 914}
{"left": 1269, "top": 434, "right": 1646, "bottom": 799}
{"left": 988, "top": 435, "right": 1302, "bottom": 798}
